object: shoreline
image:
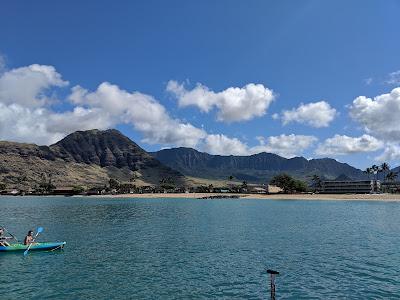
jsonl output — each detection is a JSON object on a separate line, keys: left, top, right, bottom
{"left": 95, "top": 193, "right": 400, "bottom": 201}
{"left": 2, "top": 193, "right": 400, "bottom": 201}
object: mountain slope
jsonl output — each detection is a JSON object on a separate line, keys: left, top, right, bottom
{"left": 0, "top": 141, "right": 110, "bottom": 187}
{"left": 51, "top": 129, "right": 185, "bottom": 186}
{"left": 152, "top": 147, "right": 367, "bottom": 182}
{"left": 0, "top": 129, "right": 185, "bottom": 187}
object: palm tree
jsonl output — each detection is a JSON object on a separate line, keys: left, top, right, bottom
{"left": 310, "top": 174, "right": 322, "bottom": 192}
{"left": 384, "top": 171, "right": 398, "bottom": 194}
{"left": 386, "top": 171, "right": 398, "bottom": 182}
{"left": 364, "top": 167, "right": 373, "bottom": 180}
{"left": 380, "top": 162, "right": 390, "bottom": 182}
{"left": 371, "top": 165, "right": 380, "bottom": 181}
{"left": 370, "top": 165, "right": 381, "bottom": 193}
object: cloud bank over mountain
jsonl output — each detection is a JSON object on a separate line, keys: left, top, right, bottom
{"left": 0, "top": 63, "right": 315, "bottom": 158}
{"left": 316, "top": 134, "right": 383, "bottom": 156}
{"left": 0, "top": 60, "right": 399, "bottom": 165}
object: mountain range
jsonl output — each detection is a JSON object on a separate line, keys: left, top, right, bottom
{"left": 0, "top": 129, "right": 393, "bottom": 189}
{"left": 152, "top": 147, "right": 368, "bottom": 183}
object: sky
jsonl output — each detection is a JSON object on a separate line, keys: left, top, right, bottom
{"left": 1, "top": 0, "right": 400, "bottom": 169}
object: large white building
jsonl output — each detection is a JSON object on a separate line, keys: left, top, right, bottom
{"left": 320, "top": 180, "right": 380, "bottom": 194}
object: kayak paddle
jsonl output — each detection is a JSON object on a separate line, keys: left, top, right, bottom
{"left": 23, "top": 227, "right": 43, "bottom": 256}
{"left": 0, "top": 225, "right": 19, "bottom": 242}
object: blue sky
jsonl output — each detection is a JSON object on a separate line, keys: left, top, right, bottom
{"left": 1, "top": 0, "right": 400, "bottom": 169}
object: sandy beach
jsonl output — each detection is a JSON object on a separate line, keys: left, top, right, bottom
{"left": 99, "top": 193, "right": 400, "bottom": 201}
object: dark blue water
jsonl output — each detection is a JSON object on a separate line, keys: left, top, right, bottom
{"left": 0, "top": 197, "right": 399, "bottom": 299}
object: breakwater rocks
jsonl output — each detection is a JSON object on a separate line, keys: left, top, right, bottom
{"left": 197, "top": 195, "right": 241, "bottom": 199}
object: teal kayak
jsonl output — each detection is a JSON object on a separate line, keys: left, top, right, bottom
{"left": 0, "top": 242, "right": 66, "bottom": 252}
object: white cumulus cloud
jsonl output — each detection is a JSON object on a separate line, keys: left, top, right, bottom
{"left": 279, "top": 101, "right": 337, "bottom": 128}
{"left": 0, "top": 63, "right": 207, "bottom": 147}
{"left": 349, "top": 88, "right": 400, "bottom": 141}
{"left": 0, "top": 64, "right": 68, "bottom": 108}
{"left": 203, "top": 134, "right": 249, "bottom": 156}
{"left": 0, "top": 103, "right": 112, "bottom": 145}
{"left": 250, "top": 134, "right": 318, "bottom": 158}
{"left": 375, "top": 143, "right": 400, "bottom": 162}
{"left": 166, "top": 80, "right": 275, "bottom": 123}
{"left": 202, "top": 133, "right": 317, "bottom": 158}
{"left": 315, "top": 134, "right": 384, "bottom": 156}
{"left": 69, "top": 83, "right": 207, "bottom": 147}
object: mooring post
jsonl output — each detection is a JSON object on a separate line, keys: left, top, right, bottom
{"left": 267, "top": 269, "right": 279, "bottom": 300}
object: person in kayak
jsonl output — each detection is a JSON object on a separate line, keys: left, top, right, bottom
{"left": 24, "top": 230, "right": 34, "bottom": 245}
{"left": 0, "top": 227, "right": 11, "bottom": 247}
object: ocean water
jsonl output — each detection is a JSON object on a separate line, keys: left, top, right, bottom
{"left": 0, "top": 196, "right": 399, "bottom": 299}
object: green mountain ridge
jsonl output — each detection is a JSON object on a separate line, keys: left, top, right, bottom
{"left": 0, "top": 129, "right": 383, "bottom": 189}
{"left": 151, "top": 147, "right": 368, "bottom": 183}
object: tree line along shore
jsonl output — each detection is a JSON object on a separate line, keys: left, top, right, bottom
{"left": 1, "top": 164, "right": 399, "bottom": 197}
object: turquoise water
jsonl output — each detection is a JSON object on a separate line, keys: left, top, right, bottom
{"left": 0, "top": 197, "right": 399, "bottom": 299}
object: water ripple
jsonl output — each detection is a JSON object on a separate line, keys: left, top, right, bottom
{"left": 0, "top": 197, "right": 399, "bottom": 299}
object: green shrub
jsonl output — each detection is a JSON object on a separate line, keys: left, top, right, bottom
{"left": 270, "top": 173, "right": 308, "bottom": 193}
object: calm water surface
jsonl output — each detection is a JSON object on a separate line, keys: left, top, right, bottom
{"left": 0, "top": 196, "right": 399, "bottom": 299}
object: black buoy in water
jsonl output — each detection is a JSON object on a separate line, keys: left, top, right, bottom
{"left": 267, "top": 269, "right": 279, "bottom": 300}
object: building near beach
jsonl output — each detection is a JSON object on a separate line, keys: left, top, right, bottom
{"left": 320, "top": 180, "right": 380, "bottom": 194}
{"left": 381, "top": 181, "right": 400, "bottom": 193}
{"left": 52, "top": 187, "right": 78, "bottom": 196}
